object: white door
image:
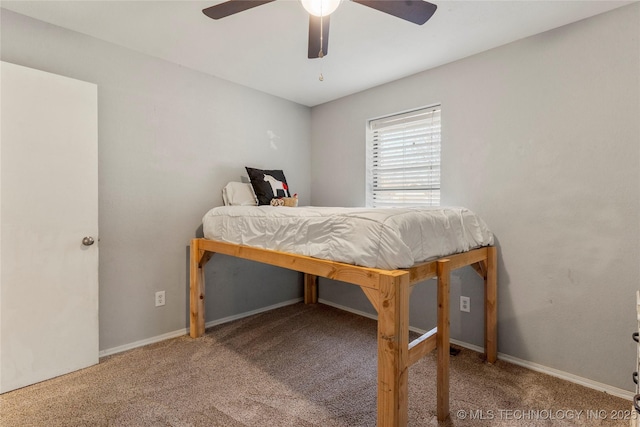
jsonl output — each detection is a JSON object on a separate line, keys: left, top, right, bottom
{"left": 0, "top": 61, "right": 99, "bottom": 393}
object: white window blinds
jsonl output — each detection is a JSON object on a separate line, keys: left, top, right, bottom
{"left": 366, "top": 105, "right": 441, "bottom": 208}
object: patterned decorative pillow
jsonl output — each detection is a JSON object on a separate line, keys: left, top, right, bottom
{"left": 245, "top": 167, "right": 291, "bottom": 205}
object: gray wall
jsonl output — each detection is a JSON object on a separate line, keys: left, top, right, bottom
{"left": 310, "top": 3, "right": 640, "bottom": 392}
{"left": 0, "top": 9, "right": 311, "bottom": 351}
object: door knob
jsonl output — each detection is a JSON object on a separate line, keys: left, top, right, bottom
{"left": 82, "top": 236, "right": 95, "bottom": 246}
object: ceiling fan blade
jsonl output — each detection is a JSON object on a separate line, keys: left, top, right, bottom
{"left": 308, "top": 15, "right": 330, "bottom": 59}
{"left": 202, "top": 0, "right": 276, "bottom": 20}
{"left": 352, "top": 0, "right": 437, "bottom": 25}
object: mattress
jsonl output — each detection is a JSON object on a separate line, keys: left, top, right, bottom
{"left": 202, "top": 206, "right": 494, "bottom": 270}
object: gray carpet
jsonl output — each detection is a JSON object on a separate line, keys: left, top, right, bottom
{"left": 0, "top": 303, "right": 632, "bottom": 426}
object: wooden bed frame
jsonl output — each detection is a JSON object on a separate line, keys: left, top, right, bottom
{"left": 189, "top": 238, "right": 497, "bottom": 426}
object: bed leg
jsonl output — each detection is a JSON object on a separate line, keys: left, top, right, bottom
{"left": 437, "top": 259, "right": 450, "bottom": 422}
{"left": 377, "top": 273, "right": 409, "bottom": 427}
{"left": 485, "top": 246, "right": 498, "bottom": 363}
{"left": 190, "top": 238, "right": 206, "bottom": 338}
{"left": 304, "top": 273, "right": 318, "bottom": 304}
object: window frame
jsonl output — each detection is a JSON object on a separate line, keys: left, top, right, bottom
{"left": 365, "top": 104, "right": 442, "bottom": 208}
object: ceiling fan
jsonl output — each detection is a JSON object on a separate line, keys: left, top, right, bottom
{"left": 202, "top": 0, "right": 437, "bottom": 59}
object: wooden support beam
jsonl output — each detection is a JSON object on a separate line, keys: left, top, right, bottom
{"left": 407, "top": 247, "right": 489, "bottom": 285}
{"left": 485, "top": 246, "right": 498, "bottom": 363}
{"left": 471, "top": 260, "right": 487, "bottom": 279}
{"left": 190, "top": 239, "right": 206, "bottom": 338}
{"left": 197, "top": 238, "right": 386, "bottom": 290}
{"left": 408, "top": 327, "right": 437, "bottom": 366}
{"left": 444, "top": 248, "right": 488, "bottom": 271}
{"left": 360, "top": 286, "right": 381, "bottom": 313}
{"left": 304, "top": 273, "right": 318, "bottom": 304}
{"left": 436, "top": 259, "right": 450, "bottom": 422}
{"left": 408, "top": 261, "right": 437, "bottom": 285}
{"left": 376, "top": 272, "right": 410, "bottom": 427}
{"left": 198, "top": 249, "right": 213, "bottom": 267}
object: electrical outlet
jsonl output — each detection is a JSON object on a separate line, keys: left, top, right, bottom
{"left": 460, "top": 296, "right": 470, "bottom": 313}
{"left": 155, "top": 291, "right": 165, "bottom": 307}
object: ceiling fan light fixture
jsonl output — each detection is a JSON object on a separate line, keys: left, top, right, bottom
{"left": 300, "top": 0, "right": 342, "bottom": 17}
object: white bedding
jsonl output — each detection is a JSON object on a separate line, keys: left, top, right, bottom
{"left": 202, "top": 206, "right": 494, "bottom": 270}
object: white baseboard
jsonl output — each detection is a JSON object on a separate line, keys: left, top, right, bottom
{"left": 204, "top": 297, "right": 303, "bottom": 329}
{"left": 317, "top": 298, "right": 429, "bottom": 335}
{"left": 496, "top": 353, "right": 634, "bottom": 401}
{"left": 99, "top": 328, "right": 188, "bottom": 358}
{"left": 318, "top": 298, "right": 634, "bottom": 401}
{"left": 99, "top": 298, "right": 303, "bottom": 358}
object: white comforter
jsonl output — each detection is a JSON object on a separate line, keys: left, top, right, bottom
{"left": 202, "top": 206, "right": 494, "bottom": 270}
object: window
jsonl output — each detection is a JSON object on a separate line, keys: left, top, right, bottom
{"left": 366, "top": 105, "right": 441, "bottom": 208}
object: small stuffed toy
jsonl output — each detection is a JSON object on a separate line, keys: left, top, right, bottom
{"left": 270, "top": 194, "right": 298, "bottom": 207}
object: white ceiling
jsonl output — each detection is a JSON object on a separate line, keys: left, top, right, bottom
{"left": 2, "top": 0, "right": 634, "bottom": 106}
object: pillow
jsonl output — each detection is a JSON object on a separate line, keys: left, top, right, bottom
{"left": 222, "top": 182, "right": 257, "bottom": 206}
{"left": 245, "top": 167, "right": 291, "bottom": 205}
